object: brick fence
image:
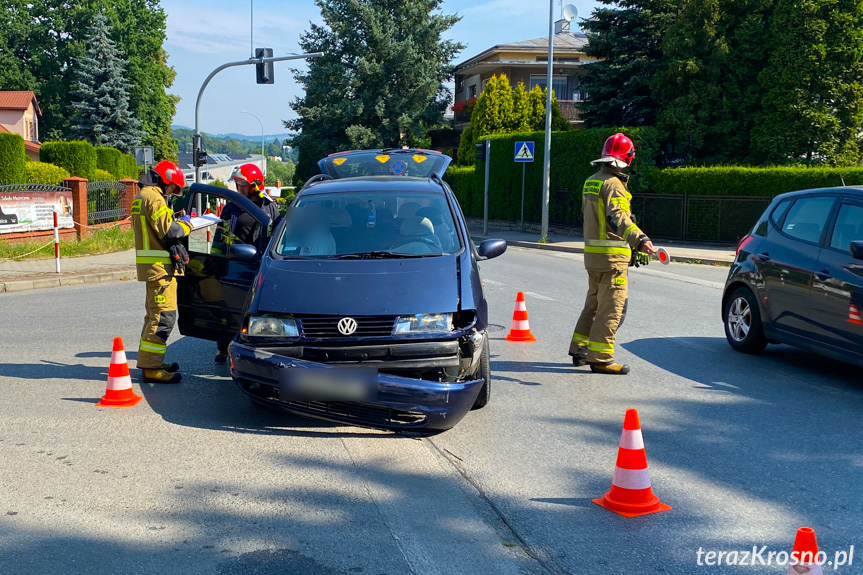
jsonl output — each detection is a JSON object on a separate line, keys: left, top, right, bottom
{"left": 1, "top": 178, "right": 138, "bottom": 244}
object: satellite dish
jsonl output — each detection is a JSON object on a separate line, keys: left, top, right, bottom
{"left": 563, "top": 4, "right": 578, "bottom": 22}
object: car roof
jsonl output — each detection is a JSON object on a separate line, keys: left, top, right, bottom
{"left": 299, "top": 176, "right": 447, "bottom": 196}
{"left": 775, "top": 186, "right": 863, "bottom": 201}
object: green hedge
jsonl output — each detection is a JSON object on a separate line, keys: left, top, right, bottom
{"left": 649, "top": 166, "right": 863, "bottom": 197}
{"left": 25, "top": 162, "right": 71, "bottom": 185}
{"left": 96, "top": 146, "right": 139, "bottom": 179}
{"left": 443, "top": 166, "right": 478, "bottom": 215}
{"left": 40, "top": 141, "right": 97, "bottom": 180}
{"left": 94, "top": 168, "right": 115, "bottom": 182}
{"left": 0, "top": 133, "right": 27, "bottom": 183}
{"left": 453, "top": 127, "right": 659, "bottom": 224}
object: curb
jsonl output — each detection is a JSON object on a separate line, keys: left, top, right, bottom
{"left": 0, "top": 268, "right": 137, "bottom": 294}
{"left": 472, "top": 235, "right": 733, "bottom": 266}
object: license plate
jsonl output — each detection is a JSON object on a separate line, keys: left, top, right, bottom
{"left": 278, "top": 367, "right": 379, "bottom": 402}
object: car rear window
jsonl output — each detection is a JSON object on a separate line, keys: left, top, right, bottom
{"left": 781, "top": 196, "right": 835, "bottom": 244}
{"left": 275, "top": 191, "right": 461, "bottom": 258}
{"left": 770, "top": 199, "right": 792, "bottom": 226}
{"left": 321, "top": 151, "right": 448, "bottom": 179}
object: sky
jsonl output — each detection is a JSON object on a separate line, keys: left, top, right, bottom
{"left": 162, "top": 0, "right": 601, "bottom": 139}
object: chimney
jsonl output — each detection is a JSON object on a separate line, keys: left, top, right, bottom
{"left": 554, "top": 19, "right": 570, "bottom": 34}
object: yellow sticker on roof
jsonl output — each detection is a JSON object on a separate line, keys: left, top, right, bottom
{"left": 333, "top": 158, "right": 347, "bottom": 166}
{"left": 375, "top": 155, "right": 390, "bottom": 163}
{"left": 413, "top": 155, "right": 428, "bottom": 163}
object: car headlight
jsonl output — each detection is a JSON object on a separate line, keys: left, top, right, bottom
{"left": 394, "top": 313, "right": 453, "bottom": 334}
{"left": 246, "top": 314, "right": 299, "bottom": 337}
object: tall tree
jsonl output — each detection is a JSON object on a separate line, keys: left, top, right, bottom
{"left": 68, "top": 12, "right": 143, "bottom": 152}
{"left": 579, "top": 0, "right": 676, "bottom": 128}
{"left": 750, "top": 0, "right": 863, "bottom": 165}
{"left": 288, "top": 0, "right": 465, "bottom": 181}
{"left": 654, "top": 0, "right": 773, "bottom": 163}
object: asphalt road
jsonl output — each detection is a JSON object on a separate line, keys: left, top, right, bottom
{"left": 1, "top": 246, "right": 861, "bottom": 574}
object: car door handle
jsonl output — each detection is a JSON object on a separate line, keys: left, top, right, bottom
{"left": 815, "top": 270, "right": 831, "bottom": 281}
{"left": 756, "top": 252, "right": 770, "bottom": 262}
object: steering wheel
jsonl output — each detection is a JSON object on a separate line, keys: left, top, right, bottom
{"left": 392, "top": 241, "right": 436, "bottom": 254}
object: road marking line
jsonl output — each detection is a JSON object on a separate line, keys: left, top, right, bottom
{"left": 483, "top": 279, "right": 505, "bottom": 286}
{"left": 524, "top": 291, "right": 554, "bottom": 301}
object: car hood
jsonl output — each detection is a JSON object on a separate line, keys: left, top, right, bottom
{"left": 255, "top": 255, "right": 460, "bottom": 316}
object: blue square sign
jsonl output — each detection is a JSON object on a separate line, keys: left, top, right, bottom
{"left": 515, "top": 141, "right": 535, "bottom": 162}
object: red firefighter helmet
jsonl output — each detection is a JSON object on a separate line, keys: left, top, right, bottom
{"left": 597, "top": 133, "right": 636, "bottom": 167}
{"left": 153, "top": 160, "right": 186, "bottom": 192}
{"left": 230, "top": 163, "right": 264, "bottom": 193}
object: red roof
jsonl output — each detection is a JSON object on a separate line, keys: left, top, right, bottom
{"left": 24, "top": 140, "right": 41, "bottom": 153}
{"left": 0, "top": 91, "right": 41, "bottom": 115}
{"left": 0, "top": 124, "right": 9, "bottom": 133}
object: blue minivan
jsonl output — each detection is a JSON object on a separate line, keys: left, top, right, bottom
{"left": 176, "top": 149, "right": 506, "bottom": 431}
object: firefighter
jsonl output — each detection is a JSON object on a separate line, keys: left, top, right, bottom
{"left": 569, "top": 133, "right": 656, "bottom": 375}
{"left": 213, "top": 163, "right": 280, "bottom": 364}
{"left": 132, "top": 160, "right": 192, "bottom": 383}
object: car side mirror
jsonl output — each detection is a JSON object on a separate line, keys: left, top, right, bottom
{"left": 476, "top": 238, "right": 507, "bottom": 261}
{"left": 228, "top": 244, "right": 259, "bottom": 262}
{"left": 850, "top": 240, "right": 863, "bottom": 261}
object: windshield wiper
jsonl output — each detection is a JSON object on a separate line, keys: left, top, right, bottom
{"left": 333, "top": 251, "right": 424, "bottom": 259}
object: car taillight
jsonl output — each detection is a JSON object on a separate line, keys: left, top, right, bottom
{"left": 736, "top": 235, "right": 755, "bottom": 256}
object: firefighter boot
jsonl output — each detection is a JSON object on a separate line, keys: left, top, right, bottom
{"left": 589, "top": 362, "right": 630, "bottom": 375}
{"left": 161, "top": 362, "right": 180, "bottom": 373}
{"left": 142, "top": 368, "right": 182, "bottom": 384}
{"left": 571, "top": 347, "right": 588, "bottom": 367}
{"left": 214, "top": 352, "right": 227, "bottom": 364}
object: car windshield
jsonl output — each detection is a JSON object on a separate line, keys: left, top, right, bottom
{"left": 274, "top": 191, "right": 462, "bottom": 258}
{"left": 319, "top": 151, "right": 449, "bottom": 180}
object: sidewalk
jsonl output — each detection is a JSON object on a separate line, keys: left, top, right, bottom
{"left": 0, "top": 249, "right": 136, "bottom": 293}
{"left": 468, "top": 220, "right": 736, "bottom": 265}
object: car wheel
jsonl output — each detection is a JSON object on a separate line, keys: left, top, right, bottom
{"left": 724, "top": 286, "right": 768, "bottom": 354}
{"left": 472, "top": 336, "right": 491, "bottom": 409}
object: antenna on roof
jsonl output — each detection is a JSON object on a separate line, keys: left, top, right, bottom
{"left": 841, "top": 174, "right": 847, "bottom": 187}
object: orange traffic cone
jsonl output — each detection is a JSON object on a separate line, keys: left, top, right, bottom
{"left": 593, "top": 409, "right": 671, "bottom": 517}
{"left": 787, "top": 527, "right": 823, "bottom": 575}
{"left": 848, "top": 304, "right": 863, "bottom": 325}
{"left": 505, "top": 292, "right": 537, "bottom": 342}
{"left": 96, "top": 337, "right": 143, "bottom": 407}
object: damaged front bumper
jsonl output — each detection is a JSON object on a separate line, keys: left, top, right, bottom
{"left": 228, "top": 341, "right": 485, "bottom": 431}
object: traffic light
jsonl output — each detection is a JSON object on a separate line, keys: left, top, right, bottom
{"left": 256, "top": 48, "right": 274, "bottom": 84}
{"left": 475, "top": 142, "right": 486, "bottom": 163}
{"left": 192, "top": 135, "right": 207, "bottom": 167}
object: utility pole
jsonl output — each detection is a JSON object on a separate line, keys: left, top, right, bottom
{"left": 541, "top": 0, "right": 554, "bottom": 241}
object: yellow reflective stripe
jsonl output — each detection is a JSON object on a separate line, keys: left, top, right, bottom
{"left": 137, "top": 249, "right": 170, "bottom": 257}
{"left": 588, "top": 341, "right": 614, "bottom": 353}
{"left": 571, "top": 332, "right": 589, "bottom": 344}
{"left": 583, "top": 180, "right": 602, "bottom": 195}
{"left": 151, "top": 206, "right": 172, "bottom": 221}
{"left": 610, "top": 198, "right": 630, "bottom": 211}
{"left": 584, "top": 246, "right": 632, "bottom": 255}
{"left": 139, "top": 215, "right": 149, "bottom": 250}
{"left": 131, "top": 199, "right": 142, "bottom": 215}
{"left": 137, "top": 256, "right": 173, "bottom": 264}
{"left": 585, "top": 239, "right": 628, "bottom": 248}
{"left": 136, "top": 249, "right": 171, "bottom": 265}
{"left": 598, "top": 197, "right": 606, "bottom": 239}
{"left": 623, "top": 224, "right": 640, "bottom": 239}
{"left": 140, "top": 341, "right": 166, "bottom": 353}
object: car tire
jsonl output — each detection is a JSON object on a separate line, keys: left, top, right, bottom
{"left": 472, "top": 335, "right": 491, "bottom": 410}
{"left": 724, "top": 286, "right": 768, "bottom": 354}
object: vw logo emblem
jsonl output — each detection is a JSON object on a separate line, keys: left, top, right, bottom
{"left": 338, "top": 317, "right": 358, "bottom": 335}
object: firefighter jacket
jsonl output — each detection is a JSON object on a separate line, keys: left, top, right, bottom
{"left": 131, "top": 184, "right": 192, "bottom": 282}
{"left": 581, "top": 166, "right": 649, "bottom": 270}
{"left": 218, "top": 194, "right": 280, "bottom": 248}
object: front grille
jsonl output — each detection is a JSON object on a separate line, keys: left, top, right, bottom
{"left": 282, "top": 400, "right": 428, "bottom": 427}
{"left": 297, "top": 314, "right": 397, "bottom": 338}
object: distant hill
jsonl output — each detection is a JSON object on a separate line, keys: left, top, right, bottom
{"left": 171, "top": 127, "right": 297, "bottom": 159}
{"left": 171, "top": 125, "right": 294, "bottom": 142}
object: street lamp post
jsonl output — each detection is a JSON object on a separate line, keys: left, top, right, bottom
{"left": 541, "top": 0, "right": 554, "bottom": 241}
{"left": 240, "top": 110, "right": 266, "bottom": 178}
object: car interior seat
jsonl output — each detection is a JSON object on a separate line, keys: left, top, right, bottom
{"left": 416, "top": 206, "right": 455, "bottom": 252}
{"left": 395, "top": 217, "right": 442, "bottom": 254}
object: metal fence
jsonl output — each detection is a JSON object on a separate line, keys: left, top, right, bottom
{"left": 0, "top": 183, "right": 71, "bottom": 193}
{"left": 631, "top": 193, "right": 772, "bottom": 243}
{"left": 87, "top": 180, "right": 128, "bottom": 224}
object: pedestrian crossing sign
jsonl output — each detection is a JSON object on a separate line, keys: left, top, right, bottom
{"left": 515, "top": 141, "right": 535, "bottom": 162}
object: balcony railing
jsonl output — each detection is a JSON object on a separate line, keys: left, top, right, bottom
{"left": 558, "top": 100, "right": 583, "bottom": 123}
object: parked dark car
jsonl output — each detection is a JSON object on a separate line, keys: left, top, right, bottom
{"left": 722, "top": 187, "right": 863, "bottom": 366}
{"left": 176, "top": 149, "right": 507, "bottom": 431}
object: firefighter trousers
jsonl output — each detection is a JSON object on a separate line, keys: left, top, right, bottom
{"left": 137, "top": 275, "right": 178, "bottom": 369}
{"left": 570, "top": 267, "right": 628, "bottom": 364}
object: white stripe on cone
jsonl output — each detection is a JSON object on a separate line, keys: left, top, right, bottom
{"left": 106, "top": 374, "right": 133, "bottom": 391}
{"left": 515, "top": 302, "right": 527, "bottom": 311}
{"left": 512, "top": 320, "right": 531, "bottom": 330}
{"left": 619, "top": 429, "right": 645, "bottom": 450}
{"left": 611, "top": 467, "right": 652, "bottom": 490}
{"left": 110, "top": 349, "right": 127, "bottom": 366}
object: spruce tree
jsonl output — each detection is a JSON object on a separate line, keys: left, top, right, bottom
{"left": 68, "top": 12, "right": 143, "bottom": 153}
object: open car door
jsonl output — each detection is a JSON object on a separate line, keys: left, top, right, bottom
{"left": 176, "top": 183, "right": 274, "bottom": 343}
